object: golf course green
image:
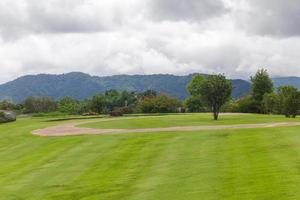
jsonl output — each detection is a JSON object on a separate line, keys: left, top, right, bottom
{"left": 1, "top": 114, "right": 300, "bottom": 199}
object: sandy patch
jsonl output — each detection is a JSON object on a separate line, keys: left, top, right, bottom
{"left": 32, "top": 121, "right": 300, "bottom": 137}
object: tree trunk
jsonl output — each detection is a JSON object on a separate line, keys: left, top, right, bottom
{"left": 213, "top": 112, "right": 219, "bottom": 120}
{"left": 213, "top": 106, "right": 219, "bottom": 120}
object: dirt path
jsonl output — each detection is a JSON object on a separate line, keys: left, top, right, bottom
{"left": 32, "top": 121, "right": 300, "bottom": 137}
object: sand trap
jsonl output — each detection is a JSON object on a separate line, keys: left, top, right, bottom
{"left": 32, "top": 121, "right": 300, "bottom": 137}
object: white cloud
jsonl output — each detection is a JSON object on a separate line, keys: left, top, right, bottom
{"left": 1, "top": 0, "right": 300, "bottom": 83}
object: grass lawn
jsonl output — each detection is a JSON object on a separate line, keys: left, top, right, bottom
{"left": 81, "top": 113, "right": 300, "bottom": 129}
{"left": 1, "top": 114, "right": 300, "bottom": 199}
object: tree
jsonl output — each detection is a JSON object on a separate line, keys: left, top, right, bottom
{"left": 185, "top": 96, "right": 206, "bottom": 112}
{"left": 58, "top": 97, "right": 80, "bottom": 114}
{"left": 261, "top": 93, "right": 279, "bottom": 114}
{"left": 91, "top": 94, "right": 107, "bottom": 114}
{"left": 141, "top": 90, "right": 157, "bottom": 98}
{"left": 119, "top": 91, "right": 138, "bottom": 107}
{"left": 138, "top": 95, "right": 182, "bottom": 113}
{"left": 278, "top": 86, "right": 300, "bottom": 118}
{"left": 0, "top": 100, "right": 22, "bottom": 111}
{"left": 187, "top": 75, "right": 206, "bottom": 96}
{"left": 236, "top": 96, "right": 260, "bottom": 113}
{"left": 185, "top": 75, "right": 206, "bottom": 113}
{"left": 23, "top": 96, "right": 57, "bottom": 113}
{"left": 190, "top": 74, "right": 232, "bottom": 120}
{"left": 250, "top": 69, "right": 273, "bottom": 110}
{"left": 105, "top": 90, "right": 121, "bottom": 111}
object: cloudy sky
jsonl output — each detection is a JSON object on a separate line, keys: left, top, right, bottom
{"left": 1, "top": 0, "right": 300, "bottom": 83}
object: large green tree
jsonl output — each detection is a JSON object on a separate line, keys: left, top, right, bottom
{"left": 250, "top": 69, "right": 273, "bottom": 105}
{"left": 189, "top": 74, "right": 232, "bottom": 120}
{"left": 186, "top": 75, "right": 206, "bottom": 112}
{"left": 58, "top": 97, "right": 80, "bottom": 114}
{"left": 91, "top": 94, "right": 107, "bottom": 114}
{"left": 23, "top": 96, "right": 57, "bottom": 113}
{"left": 278, "top": 86, "right": 300, "bottom": 118}
{"left": 261, "top": 93, "right": 279, "bottom": 114}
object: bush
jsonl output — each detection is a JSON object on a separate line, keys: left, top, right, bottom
{"left": 58, "top": 97, "right": 80, "bottom": 115}
{"left": 185, "top": 96, "right": 207, "bottom": 112}
{"left": 221, "top": 100, "right": 239, "bottom": 113}
{"left": 117, "top": 106, "right": 134, "bottom": 114}
{"left": 261, "top": 93, "right": 280, "bottom": 114}
{"left": 110, "top": 111, "right": 123, "bottom": 117}
{"left": 278, "top": 86, "right": 300, "bottom": 118}
{"left": 235, "top": 96, "right": 260, "bottom": 113}
{"left": 81, "top": 112, "right": 99, "bottom": 116}
{"left": 24, "top": 96, "right": 57, "bottom": 113}
{"left": 138, "top": 95, "right": 182, "bottom": 113}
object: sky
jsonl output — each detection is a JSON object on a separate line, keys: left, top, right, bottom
{"left": 1, "top": 0, "right": 300, "bottom": 83}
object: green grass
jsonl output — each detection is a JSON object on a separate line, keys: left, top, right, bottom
{"left": 81, "top": 113, "right": 300, "bottom": 129}
{"left": 1, "top": 114, "right": 300, "bottom": 199}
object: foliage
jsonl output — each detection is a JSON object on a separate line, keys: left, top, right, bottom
{"left": 109, "top": 111, "right": 123, "bottom": 117}
{"left": 250, "top": 69, "right": 273, "bottom": 107}
{"left": 190, "top": 74, "right": 232, "bottom": 120}
{"left": 23, "top": 96, "right": 57, "bottom": 113}
{"left": 187, "top": 75, "right": 205, "bottom": 96}
{"left": 58, "top": 97, "right": 80, "bottom": 114}
{"left": 0, "top": 73, "right": 252, "bottom": 102}
{"left": 0, "top": 100, "right": 22, "bottom": 111}
{"left": 90, "top": 94, "right": 107, "bottom": 114}
{"left": 185, "top": 95, "right": 207, "bottom": 112}
{"left": 234, "top": 96, "right": 259, "bottom": 113}
{"left": 278, "top": 86, "right": 300, "bottom": 118}
{"left": 261, "top": 93, "right": 279, "bottom": 114}
{"left": 138, "top": 95, "right": 182, "bottom": 113}
{"left": 221, "top": 100, "right": 239, "bottom": 113}
{"left": 140, "top": 89, "right": 157, "bottom": 98}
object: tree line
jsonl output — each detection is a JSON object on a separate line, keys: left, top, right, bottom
{"left": 1, "top": 69, "right": 300, "bottom": 120}
{"left": 0, "top": 90, "right": 182, "bottom": 116}
{"left": 187, "top": 69, "right": 300, "bottom": 119}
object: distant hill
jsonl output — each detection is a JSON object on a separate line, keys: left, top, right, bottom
{"left": 0, "top": 72, "right": 251, "bottom": 102}
{"left": 272, "top": 77, "right": 300, "bottom": 90}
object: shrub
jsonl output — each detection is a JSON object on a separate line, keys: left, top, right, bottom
{"left": 278, "top": 86, "right": 300, "bottom": 118}
{"left": 58, "top": 97, "right": 80, "bottom": 115}
{"left": 185, "top": 96, "right": 207, "bottom": 112}
{"left": 110, "top": 111, "right": 123, "bottom": 117}
{"left": 235, "top": 96, "right": 260, "bottom": 113}
{"left": 24, "top": 96, "right": 57, "bottom": 113}
{"left": 261, "top": 93, "right": 280, "bottom": 114}
{"left": 221, "top": 100, "right": 239, "bottom": 113}
{"left": 81, "top": 112, "right": 99, "bottom": 116}
{"left": 138, "top": 95, "right": 182, "bottom": 113}
{"left": 117, "top": 106, "right": 134, "bottom": 114}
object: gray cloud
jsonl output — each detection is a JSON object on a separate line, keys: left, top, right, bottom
{"left": 234, "top": 0, "right": 300, "bottom": 37}
{"left": 1, "top": 0, "right": 300, "bottom": 83}
{"left": 0, "top": 0, "right": 143, "bottom": 39}
{"left": 149, "top": 0, "right": 228, "bottom": 21}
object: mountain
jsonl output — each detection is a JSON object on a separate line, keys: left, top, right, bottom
{"left": 0, "top": 72, "right": 251, "bottom": 102}
{"left": 272, "top": 77, "right": 300, "bottom": 89}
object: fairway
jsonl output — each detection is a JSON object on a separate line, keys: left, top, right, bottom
{"left": 81, "top": 113, "right": 300, "bottom": 129}
{"left": 2, "top": 114, "right": 300, "bottom": 199}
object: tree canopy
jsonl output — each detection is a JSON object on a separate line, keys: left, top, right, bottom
{"left": 188, "top": 74, "right": 232, "bottom": 120}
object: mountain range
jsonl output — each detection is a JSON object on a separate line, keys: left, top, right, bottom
{"left": 0, "top": 72, "right": 299, "bottom": 102}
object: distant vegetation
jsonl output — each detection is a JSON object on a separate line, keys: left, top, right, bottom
{"left": 1, "top": 69, "right": 300, "bottom": 121}
{"left": 0, "top": 73, "right": 251, "bottom": 102}
{"left": 188, "top": 74, "right": 232, "bottom": 120}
